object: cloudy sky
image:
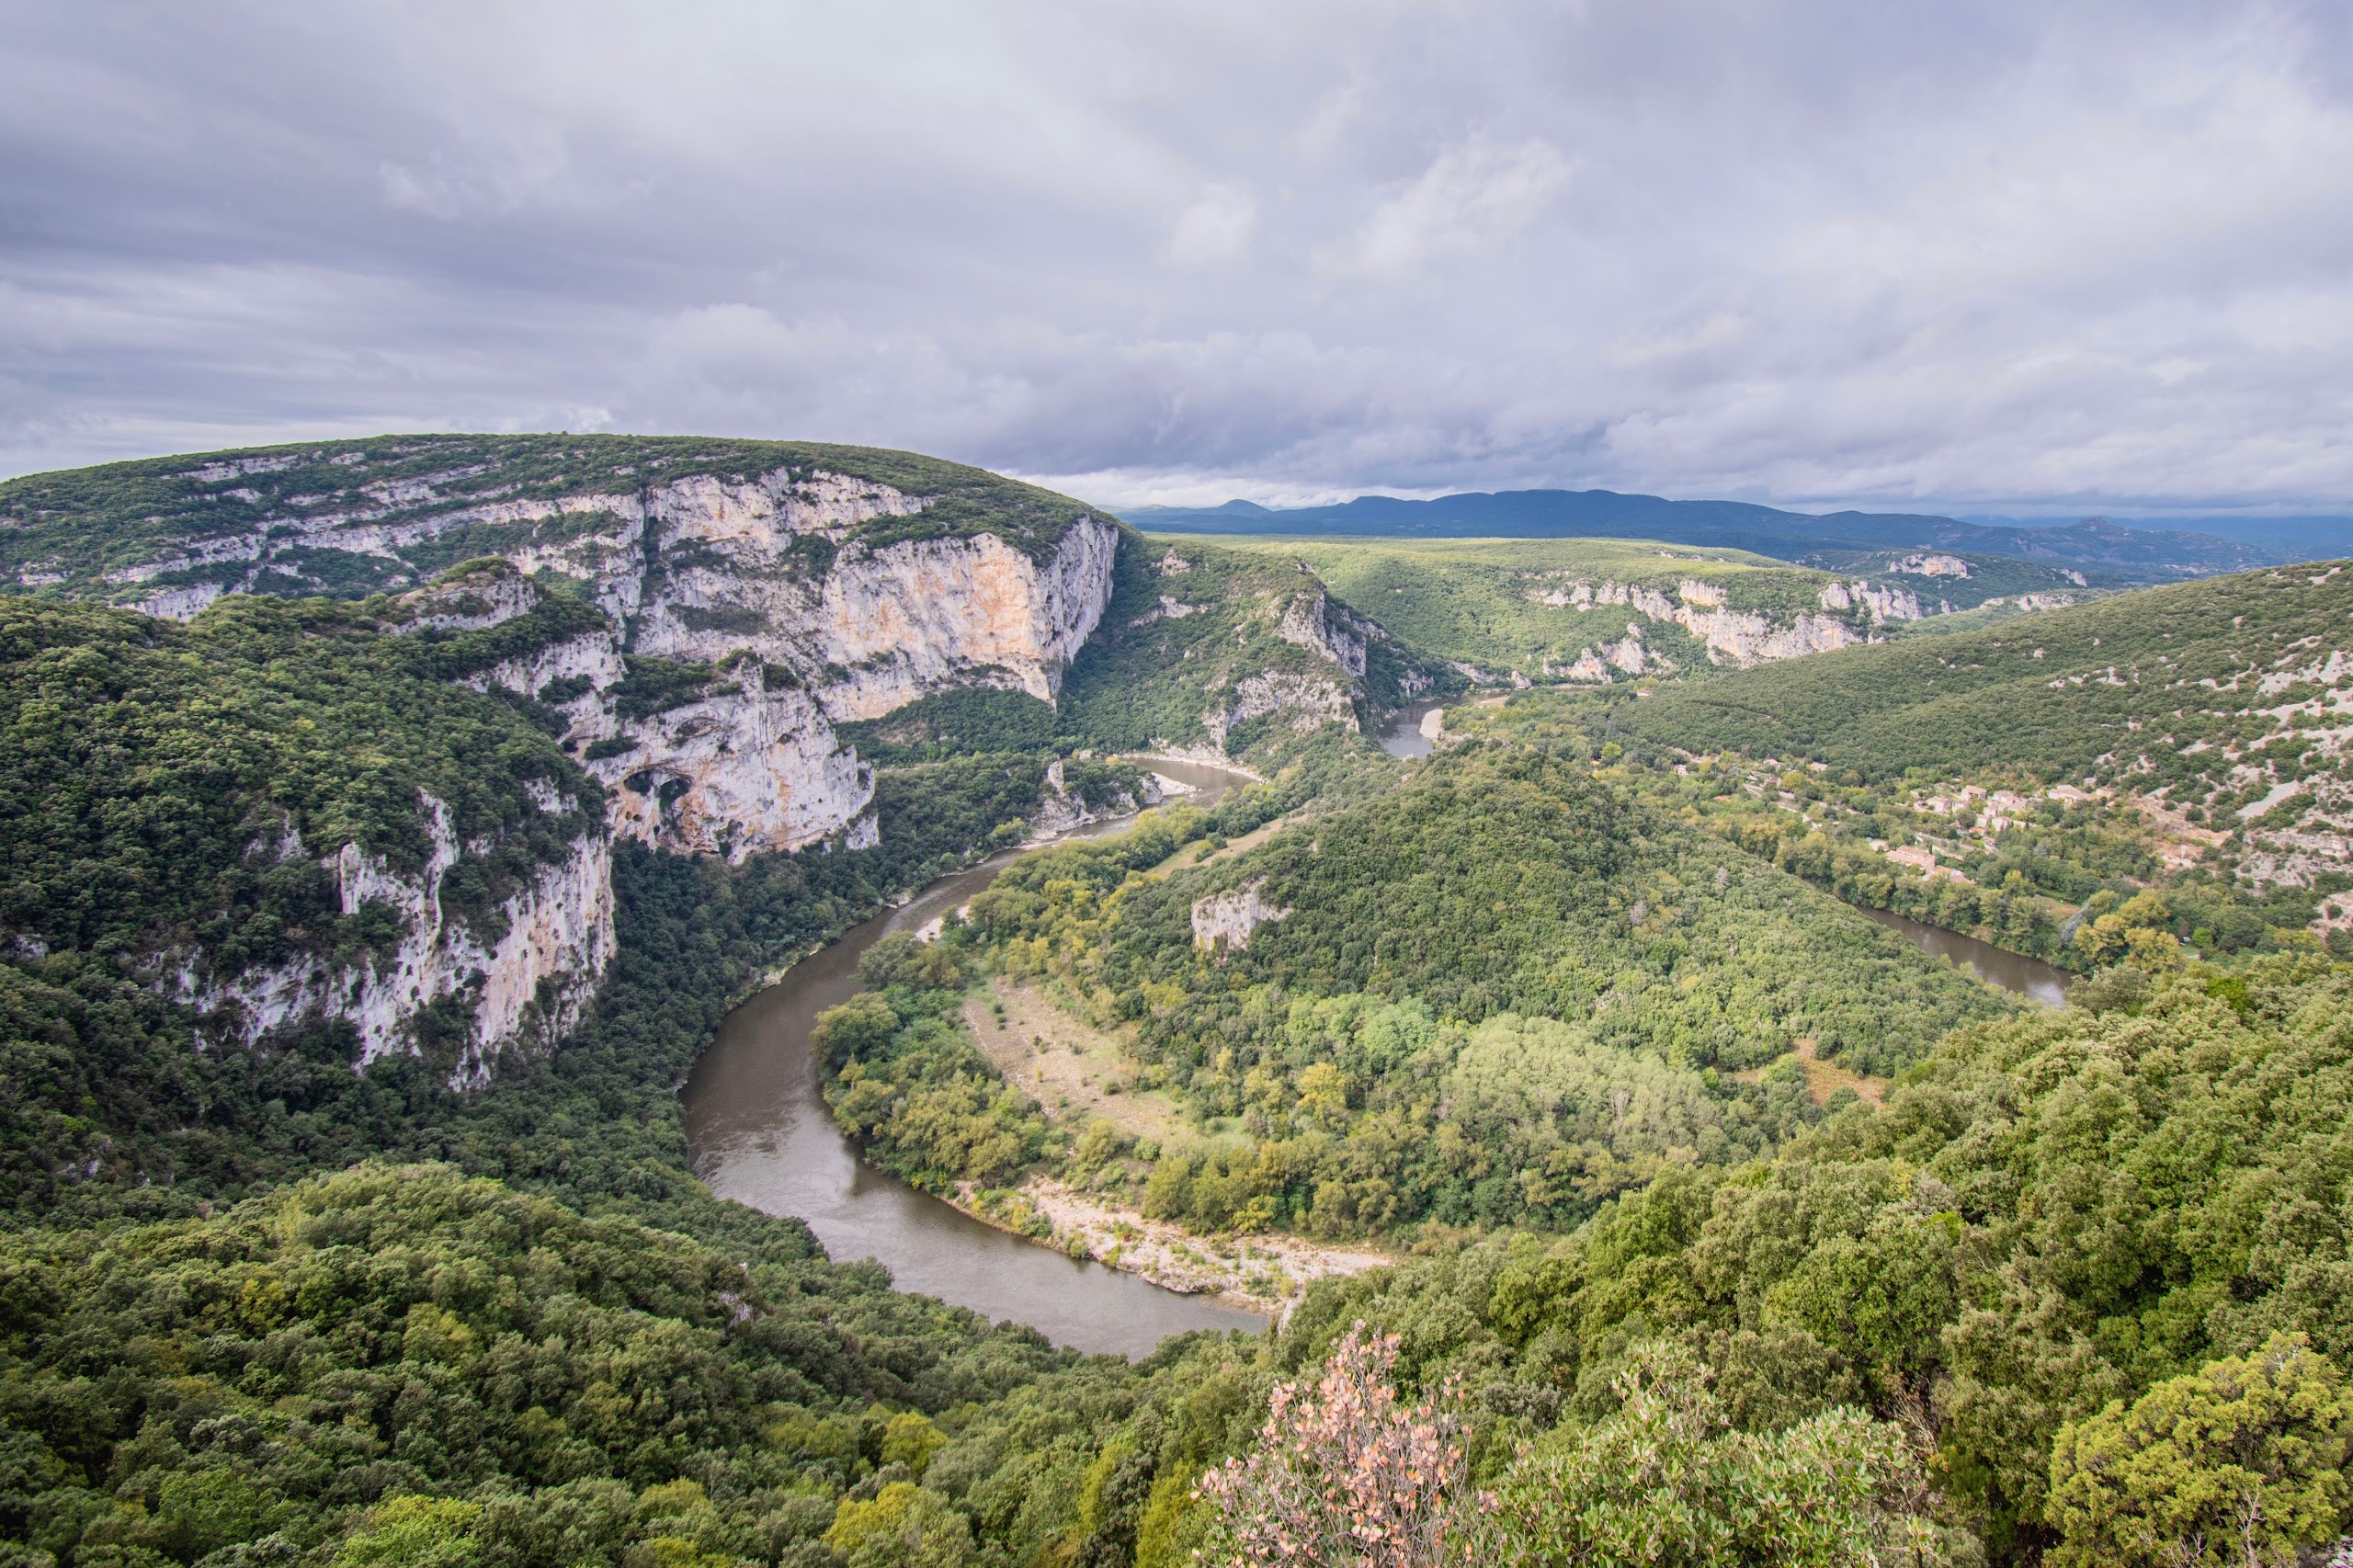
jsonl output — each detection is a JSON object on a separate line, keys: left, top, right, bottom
{"left": 5, "top": 1, "right": 2351, "bottom": 514}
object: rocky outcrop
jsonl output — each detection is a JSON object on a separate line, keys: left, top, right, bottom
{"left": 1534, "top": 574, "right": 1901, "bottom": 674}
{"left": 1885, "top": 553, "right": 1972, "bottom": 579}
{"left": 1277, "top": 591, "right": 1369, "bottom": 677}
{"left": 186, "top": 795, "right": 614, "bottom": 1087}
{"left": 363, "top": 491, "right": 1116, "bottom": 861}
{"left": 1195, "top": 587, "right": 1394, "bottom": 747}
{"left": 1191, "top": 881, "right": 1290, "bottom": 951}
{"left": 1024, "top": 757, "right": 1150, "bottom": 840}
{"left": 585, "top": 673, "right": 877, "bottom": 862}
{"left": 1982, "top": 592, "right": 2081, "bottom": 613}
{"left": 1819, "top": 579, "right": 1925, "bottom": 623}
{"left": 1682, "top": 608, "right": 1865, "bottom": 665}
{"left": 1209, "top": 670, "right": 1360, "bottom": 744}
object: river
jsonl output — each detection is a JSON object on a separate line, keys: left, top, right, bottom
{"left": 1859, "top": 905, "right": 2069, "bottom": 1007}
{"left": 683, "top": 757, "right": 1271, "bottom": 1358}
{"left": 1377, "top": 700, "right": 1446, "bottom": 758}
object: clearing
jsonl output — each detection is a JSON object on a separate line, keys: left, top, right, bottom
{"left": 965, "top": 981, "right": 1185, "bottom": 1142}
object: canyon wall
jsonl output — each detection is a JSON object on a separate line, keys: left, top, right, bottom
{"left": 63, "top": 444, "right": 1120, "bottom": 1082}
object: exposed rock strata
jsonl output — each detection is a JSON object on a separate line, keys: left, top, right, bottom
{"left": 187, "top": 796, "right": 614, "bottom": 1086}
{"left": 1534, "top": 574, "right": 1915, "bottom": 675}
{"left": 109, "top": 456, "right": 1118, "bottom": 1084}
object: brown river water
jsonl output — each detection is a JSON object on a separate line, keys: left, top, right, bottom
{"left": 683, "top": 758, "right": 1271, "bottom": 1358}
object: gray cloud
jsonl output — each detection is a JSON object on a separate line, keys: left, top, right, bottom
{"left": 4, "top": 0, "right": 2351, "bottom": 517}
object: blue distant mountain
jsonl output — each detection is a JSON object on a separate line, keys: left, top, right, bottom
{"left": 1120, "top": 488, "right": 2307, "bottom": 579}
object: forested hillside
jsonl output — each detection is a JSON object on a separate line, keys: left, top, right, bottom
{"left": 5, "top": 439, "right": 2352, "bottom": 1567}
{"left": 0, "top": 594, "right": 601, "bottom": 985}
{"left": 1450, "top": 561, "right": 2353, "bottom": 964}
{"left": 1194, "top": 534, "right": 2109, "bottom": 694}
{"left": 810, "top": 745, "right": 2009, "bottom": 1253}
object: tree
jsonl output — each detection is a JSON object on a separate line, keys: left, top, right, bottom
{"left": 2047, "top": 1333, "right": 2353, "bottom": 1568}
{"left": 824, "top": 1483, "right": 974, "bottom": 1568}
{"left": 1479, "top": 1340, "right": 1942, "bottom": 1567}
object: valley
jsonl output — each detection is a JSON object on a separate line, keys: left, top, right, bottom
{"left": 1, "top": 437, "right": 2349, "bottom": 1568}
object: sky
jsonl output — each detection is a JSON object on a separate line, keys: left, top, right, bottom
{"left": 4, "top": 1, "right": 2352, "bottom": 516}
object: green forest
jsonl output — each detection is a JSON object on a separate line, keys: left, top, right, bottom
{"left": 3, "top": 447, "right": 2351, "bottom": 1568}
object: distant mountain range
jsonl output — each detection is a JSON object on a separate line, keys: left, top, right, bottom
{"left": 1121, "top": 489, "right": 2334, "bottom": 580}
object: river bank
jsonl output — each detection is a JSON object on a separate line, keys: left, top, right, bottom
{"left": 955, "top": 1178, "right": 1392, "bottom": 1315}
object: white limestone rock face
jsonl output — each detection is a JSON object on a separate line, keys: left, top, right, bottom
{"left": 367, "top": 495, "right": 1116, "bottom": 861}
{"left": 1277, "top": 591, "right": 1370, "bottom": 677}
{"left": 1533, "top": 574, "right": 1907, "bottom": 676}
{"left": 1210, "top": 670, "right": 1360, "bottom": 746}
{"left": 804, "top": 517, "right": 1119, "bottom": 718}
{"left": 1024, "top": 756, "right": 1145, "bottom": 841}
{"left": 186, "top": 796, "right": 615, "bottom": 1086}
{"left": 1818, "top": 579, "right": 1925, "bottom": 623}
{"left": 1191, "top": 881, "right": 1291, "bottom": 951}
{"left": 586, "top": 674, "right": 876, "bottom": 862}
{"left": 1681, "top": 608, "right": 1865, "bottom": 666}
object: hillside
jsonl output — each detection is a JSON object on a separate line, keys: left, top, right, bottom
{"left": 0, "top": 438, "right": 1429, "bottom": 1092}
{"left": 1126, "top": 489, "right": 2284, "bottom": 580}
{"left": 1604, "top": 560, "right": 2351, "bottom": 822}
{"left": 822, "top": 745, "right": 2012, "bottom": 1246}
{"left": 1197, "top": 535, "right": 2091, "bottom": 687}
{"left": 1447, "top": 560, "right": 2353, "bottom": 963}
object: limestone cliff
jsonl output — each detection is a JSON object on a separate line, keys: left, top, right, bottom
{"left": 10, "top": 436, "right": 1124, "bottom": 1083}
{"left": 1533, "top": 574, "right": 1916, "bottom": 677}
{"left": 97, "top": 445, "right": 1120, "bottom": 860}
{"left": 1191, "top": 881, "right": 1291, "bottom": 952}
{"left": 187, "top": 796, "right": 614, "bottom": 1086}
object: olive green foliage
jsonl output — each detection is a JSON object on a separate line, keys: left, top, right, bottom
{"left": 837, "top": 691, "right": 1059, "bottom": 767}
{"left": 0, "top": 596, "right": 599, "bottom": 977}
{"left": 1448, "top": 560, "right": 2351, "bottom": 961}
{"left": 1480, "top": 1341, "right": 1942, "bottom": 1566}
{"left": 1267, "top": 958, "right": 2353, "bottom": 1561}
{"left": 0, "top": 1161, "right": 1259, "bottom": 1568}
{"left": 1054, "top": 534, "right": 1436, "bottom": 764}
{"left": 0, "top": 435, "right": 1100, "bottom": 605}
{"left": 0, "top": 745, "right": 1257, "bottom": 1568}
{"left": 1203, "top": 534, "right": 1893, "bottom": 687}
{"left": 816, "top": 941, "right": 1056, "bottom": 1192}
{"left": 611, "top": 656, "right": 722, "bottom": 722}
{"left": 0, "top": 742, "right": 1043, "bottom": 1221}
{"left": 2047, "top": 1333, "right": 2352, "bottom": 1567}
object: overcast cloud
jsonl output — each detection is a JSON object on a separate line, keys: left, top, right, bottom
{"left": 4, "top": 1, "right": 2351, "bottom": 514}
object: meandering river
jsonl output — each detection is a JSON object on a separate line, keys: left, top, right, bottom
{"left": 683, "top": 758, "right": 1271, "bottom": 1358}
{"left": 684, "top": 734, "right": 2067, "bottom": 1357}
